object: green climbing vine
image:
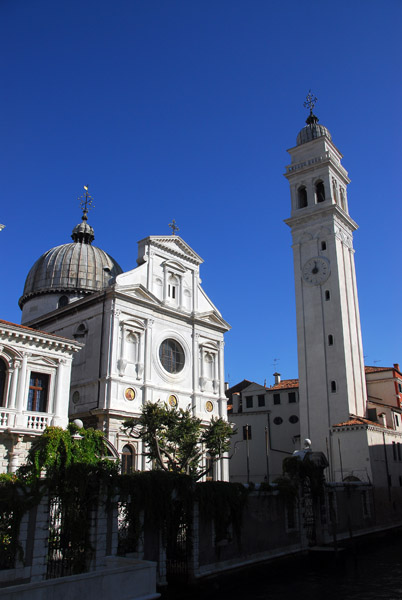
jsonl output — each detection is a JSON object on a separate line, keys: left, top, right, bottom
{"left": 1, "top": 424, "right": 253, "bottom": 571}
{"left": 0, "top": 425, "right": 117, "bottom": 574}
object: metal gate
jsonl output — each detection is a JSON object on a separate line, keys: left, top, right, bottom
{"left": 166, "top": 513, "right": 191, "bottom": 583}
{"left": 302, "top": 477, "right": 316, "bottom": 545}
{"left": 46, "top": 495, "right": 91, "bottom": 579}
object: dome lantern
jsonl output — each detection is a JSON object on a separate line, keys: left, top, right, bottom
{"left": 296, "top": 91, "right": 332, "bottom": 146}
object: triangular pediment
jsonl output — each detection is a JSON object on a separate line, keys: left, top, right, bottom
{"left": 143, "top": 236, "right": 203, "bottom": 266}
{"left": 29, "top": 356, "right": 58, "bottom": 367}
{"left": 116, "top": 284, "right": 161, "bottom": 305}
{"left": 196, "top": 310, "right": 231, "bottom": 330}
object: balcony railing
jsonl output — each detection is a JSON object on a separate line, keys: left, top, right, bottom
{"left": 0, "top": 408, "right": 52, "bottom": 432}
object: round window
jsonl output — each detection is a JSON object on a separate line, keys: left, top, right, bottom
{"left": 273, "top": 417, "right": 283, "bottom": 425}
{"left": 159, "top": 339, "right": 185, "bottom": 374}
{"left": 289, "top": 415, "right": 299, "bottom": 424}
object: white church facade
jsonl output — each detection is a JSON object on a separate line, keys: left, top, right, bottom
{"left": 16, "top": 201, "right": 231, "bottom": 479}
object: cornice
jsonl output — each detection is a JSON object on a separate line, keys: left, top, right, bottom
{"left": 285, "top": 203, "right": 358, "bottom": 233}
{"left": 0, "top": 323, "right": 82, "bottom": 353}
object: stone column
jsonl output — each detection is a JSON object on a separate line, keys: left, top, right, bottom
{"left": 8, "top": 359, "right": 21, "bottom": 409}
{"left": 147, "top": 248, "right": 154, "bottom": 291}
{"left": 192, "top": 271, "right": 198, "bottom": 312}
{"left": 143, "top": 319, "right": 154, "bottom": 403}
{"left": 163, "top": 265, "right": 168, "bottom": 303}
{"left": 15, "top": 352, "right": 29, "bottom": 427}
{"left": 192, "top": 332, "right": 200, "bottom": 415}
{"left": 137, "top": 329, "right": 144, "bottom": 381}
{"left": 30, "top": 494, "right": 50, "bottom": 582}
{"left": 178, "top": 274, "right": 183, "bottom": 309}
{"left": 52, "top": 358, "right": 68, "bottom": 427}
{"left": 106, "top": 307, "right": 120, "bottom": 410}
{"left": 218, "top": 341, "right": 225, "bottom": 414}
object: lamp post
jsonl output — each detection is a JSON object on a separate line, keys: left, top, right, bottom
{"left": 245, "top": 424, "right": 250, "bottom": 484}
{"left": 264, "top": 425, "right": 270, "bottom": 484}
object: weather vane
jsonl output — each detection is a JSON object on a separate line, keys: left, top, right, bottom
{"left": 303, "top": 90, "right": 317, "bottom": 114}
{"left": 78, "top": 185, "right": 94, "bottom": 220}
{"left": 169, "top": 219, "right": 179, "bottom": 236}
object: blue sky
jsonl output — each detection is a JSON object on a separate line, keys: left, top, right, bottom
{"left": 1, "top": 0, "right": 401, "bottom": 386}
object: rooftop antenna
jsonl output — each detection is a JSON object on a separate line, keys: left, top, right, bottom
{"left": 169, "top": 219, "right": 179, "bottom": 236}
{"left": 273, "top": 358, "right": 279, "bottom": 371}
{"left": 373, "top": 359, "right": 382, "bottom": 365}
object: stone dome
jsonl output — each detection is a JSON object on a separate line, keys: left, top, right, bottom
{"left": 19, "top": 212, "right": 123, "bottom": 309}
{"left": 296, "top": 112, "right": 332, "bottom": 146}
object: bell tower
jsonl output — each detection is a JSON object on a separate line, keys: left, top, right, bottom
{"left": 284, "top": 93, "right": 367, "bottom": 455}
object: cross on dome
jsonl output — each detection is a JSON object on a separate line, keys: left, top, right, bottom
{"left": 78, "top": 185, "right": 95, "bottom": 222}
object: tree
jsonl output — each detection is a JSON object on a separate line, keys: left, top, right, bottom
{"left": 122, "top": 402, "right": 235, "bottom": 481}
{"left": 17, "top": 423, "right": 115, "bottom": 485}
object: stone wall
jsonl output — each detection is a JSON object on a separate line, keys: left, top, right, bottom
{"left": 2, "top": 482, "right": 402, "bottom": 591}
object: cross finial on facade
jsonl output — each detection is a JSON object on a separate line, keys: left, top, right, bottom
{"left": 169, "top": 219, "right": 179, "bottom": 236}
{"left": 303, "top": 90, "right": 318, "bottom": 114}
{"left": 78, "top": 185, "right": 94, "bottom": 221}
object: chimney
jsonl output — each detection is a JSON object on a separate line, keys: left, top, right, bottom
{"left": 224, "top": 381, "right": 229, "bottom": 391}
{"left": 394, "top": 363, "right": 400, "bottom": 372}
{"left": 378, "top": 413, "right": 387, "bottom": 427}
{"left": 273, "top": 372, "right": 281, "bottom": 385}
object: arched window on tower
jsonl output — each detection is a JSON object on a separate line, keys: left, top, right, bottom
{"left": 0, "top": 358, "right": 7, "bottom": 407}
{"left": 297, "top": 186, "right": 308, "bottom": 209}
{"left": 121, "top": 445, "right": 136, "bottom": 474}
{"left": 315, "top": 181, "right": 325, "bottom": 203}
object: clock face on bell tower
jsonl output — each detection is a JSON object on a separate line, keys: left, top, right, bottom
{"left": 302, "top": 257, "right": 330, "bottom": 285}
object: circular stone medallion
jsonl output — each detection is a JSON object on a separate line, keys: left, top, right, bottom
{"left": 205, "top": 401, "right": 214, "bottom": 413}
